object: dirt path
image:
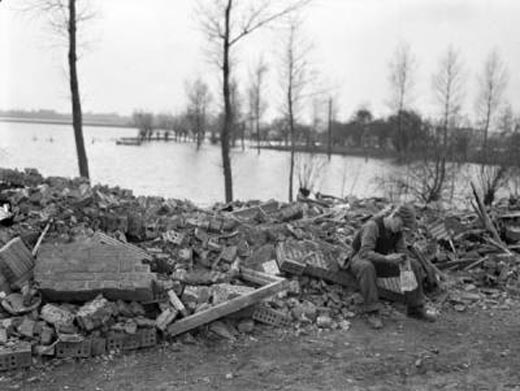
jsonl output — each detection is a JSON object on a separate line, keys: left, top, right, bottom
{"left": 2, "top": 302, "right": 520, "bottom": 391}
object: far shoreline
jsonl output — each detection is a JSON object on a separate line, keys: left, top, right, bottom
{"left": 0, "top": 117, "right": 133, "bottom": 129}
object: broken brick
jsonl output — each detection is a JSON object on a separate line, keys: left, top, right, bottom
{"left": 17, "top": 317, "right": 35, "bottom": 338}
{"left": 220, "top": 246, "right": 238, "bottom": 263}
{"left": 76, "top": 295, "right": 115, "bottom": 331}
{"left": 155, "top": 308, "right": 178, "bottom": 331}
{"left": 40, "top": 304, "right": 75, "bottom": 330}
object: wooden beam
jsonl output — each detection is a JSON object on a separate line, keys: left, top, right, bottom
{"left": 470, "top": 182, "right": 505, "bottom": 248}
{"left": 32, "top": 222, "right": 52, "bottom": 257}
{"left": 240, "top": 267, "right": 283, "bottom": 286}
{"left": 166, "top": 278, "right": 288, "bottom": 337}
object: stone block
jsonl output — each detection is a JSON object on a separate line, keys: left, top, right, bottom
{"left": 220, "top": 246, "right": 238, "bottom": 263}
{"left": 0, "top": 328, "right": 7, "bottom": 344}
{"left": 40, "top": 304, "right": 75, "bottom": 329}
{"left": 56, "top": 339, "right": 91, "bottom": 358}
{"left": 156, "top": 308, "right": 178, "bottom": 331}
{"left": 90, "top": 337, "right": 106, "bottom": 356}
{"left": 36, "top": 237, "right": 156, "bottom": 302}
{"left": 167, "top": 290, "right": 188, "bottom": 317}
{"left": 237, "top": 319, "right": 255, "bottom": 334}
{"left": 0, "top": 237, "right": 35, "bottom": 289}
{"left": 17, "top": 317, "right": 36, "bottom": 338}
{"left": 0, "top": 342, "right": 32, "bottom": 371}
{"left": 39, "top": 325, "right": 54, "bottom": 345}
{"left": 76, "top": 295, "right": 115, "bottom": 331}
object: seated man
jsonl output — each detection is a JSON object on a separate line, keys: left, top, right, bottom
{"left": 348, "top": 204, "right": 436, "bottom": 329}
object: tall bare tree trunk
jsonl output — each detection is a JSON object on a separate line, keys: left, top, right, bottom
{"left": 481, "top": 95, "right": 492, "bottom": 166}
{"left": 327, "top": 97, "right": 332, "bottom": 161}
{"left": 68, "top": 0, "right": 89, "bottom": 179}
{"left": 288, "top": 86, "right": 295, "bottom": 202}
{"left": 198, "top": 0, "right": 309, "bottom": 203}
{"left": 222, "top": 1, "right": 233, "bottom": 203}
{"left": 256, "top": 115, "right": 261, "bottom": 154}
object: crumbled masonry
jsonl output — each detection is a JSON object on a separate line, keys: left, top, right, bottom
{"left": 0, "top": 167, "right": 519, "bottom": 371}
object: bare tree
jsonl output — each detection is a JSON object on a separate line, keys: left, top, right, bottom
{"left": 476, "top": 49, "right": 509, "bottom": 163}
{"left": 247, "top": 57, "right": 268, "bottom": 154}
{"left": 327, "top": 97, "right": 334, "bottom": 160}
{"left": 424, "top": 46, "right": 465, "bottom": 201}
{"left": 185, "top": 78, "right": 212, "bottom": 149}
{"left": 197, "top": 0, "right": 310, "bottom": 203}
{"left": 433, "top": 46, "right": 465, "bottom": 150}
{"left": 280, "top": 15, "right": 312, "bottom": 202}
{"left": 475, "top": 50, "right": 509, "bottom": 205}
{"left": 388, "top": 42, "right": 416, "bottom": 161}
{"left": 296, "top": 152, "right": 326, "bottom": 196}
{"left": 24, "top": 0, "right": 93, "bottom": 178}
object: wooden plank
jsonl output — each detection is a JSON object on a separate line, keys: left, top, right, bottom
{"left": 240, "top": 267, "right": 283, "bottom": 286}
{"left": 470, "top": 182, "right": 507, "bottom": 251}
{"left": 166, "top": 278, "right": 288, "bottom": 337}
{"left": 32, "top": 222, "right": 51, "bottom": 257}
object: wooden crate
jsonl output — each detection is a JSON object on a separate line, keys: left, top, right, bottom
{"left": 166, "top": 268, "right": 287, "bottom": 337}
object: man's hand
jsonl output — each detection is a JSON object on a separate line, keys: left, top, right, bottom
{"left": 386, "top": 253, "right": 406, "bottom": 265}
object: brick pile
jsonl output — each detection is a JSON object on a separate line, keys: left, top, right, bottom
{"left": 0, "top": 167, "right": 520, "bottom": 371}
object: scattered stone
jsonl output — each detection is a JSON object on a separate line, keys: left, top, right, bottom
{"left": 237, "top": 319, "right": 255, "bottom": 334}
{"left": 209, "top": 321, "right": 236, "bottom": 340}
{"left": 0, "top": 327, "right": 7, "bottom": 344}
{"left": 156, "top": 308, "right": 178, "bottom": 331}
{"left": 17, "top": 317, "right": 35, "bottom": 338}
{"left": 76, "top": 295, "right": 115, "bottom": 331}
{"left": 40, "top": 304, "right": 75, "bottom": 330}
{"left": 338, "top": 320, "right": 351, "bottom": 331}
{"left": 316, "top": 315, "right": 333, "bottom": 328}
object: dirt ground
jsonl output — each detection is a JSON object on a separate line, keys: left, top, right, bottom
{"left": 1, "top": 298, "right": 520, "bottom": 391}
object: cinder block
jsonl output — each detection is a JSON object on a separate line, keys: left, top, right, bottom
{"left": 122, "top": 333, "right": 141, "bottom": 350}
{"left": 55, "top": 339, "right": 91, "bottom": 358}
{"left": 90, "top": 337, "right": 106, "bottom": 356}
{"left": 0, "top": 343, "right": 32, "bottom": 371}
{"left": 139, "top": 328, "right": 157, "bottom": 348}
{"left": 253, "top": 306, "right": 292, "bottom": 327}
{"left": 106, "top": 332, "right": 124, "bottom": 352}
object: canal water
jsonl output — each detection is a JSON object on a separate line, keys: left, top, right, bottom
{"left": 0, "top": 121, "right": 483, "bottom": 207}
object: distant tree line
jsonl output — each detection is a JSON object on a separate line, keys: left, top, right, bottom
{"left": 18, "top": 0, "right": 520, "bottom": 205}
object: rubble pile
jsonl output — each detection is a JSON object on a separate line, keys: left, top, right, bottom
{"left": 0, "top": 167, "right": 519, "bottom": 371}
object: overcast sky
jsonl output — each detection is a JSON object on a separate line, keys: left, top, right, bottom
{"left": 1, "top": 0, "right": 519, "bottom": 122}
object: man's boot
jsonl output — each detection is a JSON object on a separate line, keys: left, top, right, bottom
{"left": 365, "top": 311, "right": 383, "bottom": 329}
{"left": 407, "top": 305, "right": 436, "bottom": 322}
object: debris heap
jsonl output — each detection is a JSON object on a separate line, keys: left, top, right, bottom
{"left": 0, "top": 167, "right": 519, "bottom": 371}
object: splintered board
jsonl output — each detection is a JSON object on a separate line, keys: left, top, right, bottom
{"left": 166, "top": 268, "right": 287, "bottom": 337}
